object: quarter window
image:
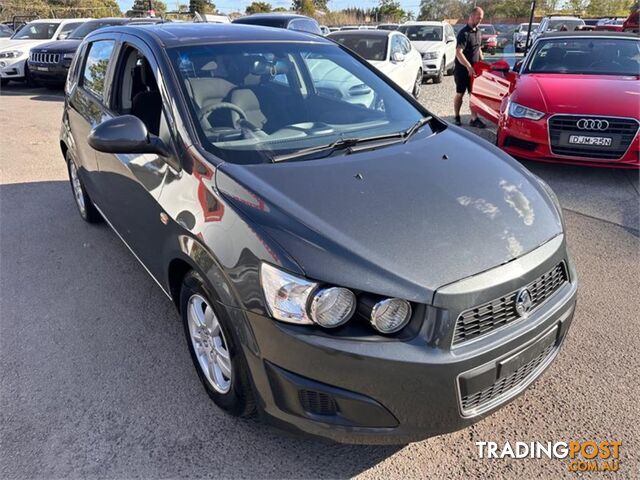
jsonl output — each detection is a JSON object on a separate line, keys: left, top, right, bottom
{"left": 82, "top": 40, "right": 114, "bottom": 100}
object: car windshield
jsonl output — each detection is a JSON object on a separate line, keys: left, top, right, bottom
{"left": 526, "top": 38, "right": 640, "bottom": 75}
{"left": 12, "top": 22, "right": 59, "bottom": 40}
{"left": 519, "top": 23, "right": 538, "bottom": 32}
{"left": 169, "top": 42, "right": 427, "bottom": 164}
{"left": 479, "top": 25, "right": 496, "bottom": 35}
{"left": 68, "top": 20, "right": 123, "bottom": 40}
{"left": 398, "top": 25, "right": 442, "bottom": 42}
{"left": 547, "top": 19, "right": 584, "bottom": 31}
{"left": 0, "top": 24, "right": 12, "bottom": 37}
{"left": 329, "top": 34, "right": 387, "bottom": 61}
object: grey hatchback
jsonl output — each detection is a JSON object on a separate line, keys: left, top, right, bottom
{"left": 59, "top": 23, "right": 577, "bottom": 444}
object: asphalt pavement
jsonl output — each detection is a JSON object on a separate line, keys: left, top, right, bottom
{"left": 1, "top": 79, "right": 639, "bottom": 479}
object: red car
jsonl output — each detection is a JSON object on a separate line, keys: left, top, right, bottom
{"left": 623, "top": 10, "right": 639, "bottom": 33}
{"left": 594, "top": 18, "right": 625, "bottom": 32}
{"left": 479, "top": 24, "right": 497, "bottom": 54}
{"left": 470, "top": 31, "right": 640, "bottom": 168}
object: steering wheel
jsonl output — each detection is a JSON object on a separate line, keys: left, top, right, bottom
{"left": 198, "top": 102, "right": 249, "bottom": 129}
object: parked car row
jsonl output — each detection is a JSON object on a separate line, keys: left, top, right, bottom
{"left": 471, "top": 31, "right": 639, "bottom": 169}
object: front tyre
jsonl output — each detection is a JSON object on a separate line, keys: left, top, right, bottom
{"left": 412, "top": 69, "right": 422, "bottom": 98}
{"left": 180, "top": 271, "right": 256, "bottom": 417}
{"left": 66, "top": 152, "right": 101, "bottom": 223}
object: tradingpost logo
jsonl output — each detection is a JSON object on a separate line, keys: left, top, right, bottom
{"left": 476, "top": 440, "right": 622, "bottom": 473}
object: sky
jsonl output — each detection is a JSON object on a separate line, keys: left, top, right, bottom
{"left": 117, "top": 0, "right": 423, "bottom": 16}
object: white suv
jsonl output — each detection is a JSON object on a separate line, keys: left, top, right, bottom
{"left": 399, "top": 21, "right": 456, "bottom": 83}
{"left": 0, "top": 18, "right": 89, "bottom": 86}
{"left": 531, "top": 16, "right": 585, "bottom": 43}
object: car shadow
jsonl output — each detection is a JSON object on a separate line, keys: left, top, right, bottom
{"left": 0, "top": 82, "right": 64, "bottom": 101}
{"left": 0, "top": 180, "right": 403, "bottom": 479}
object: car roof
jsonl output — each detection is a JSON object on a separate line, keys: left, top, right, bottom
{"left": 402, "top": 21, "right": 445, "bottom": 26}
{"left": 540, "top": 30, "right": 639, "bottom": 39}
{"left": 90, "top": 23, "right": 329, "bottom": 47}
{"left": 30, "top": 18, "right": 90, "bottom": 24}
{"left": 328, "top": 29, "right": 393, "bottom": 37}
{"left": 544, "top": 16, "right": 583, "bottom": 20}
{"left": 234, "top": 13, "right": 311, "bottom": 21}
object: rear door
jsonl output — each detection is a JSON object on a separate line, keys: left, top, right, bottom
{"left": 66, "top": 34, "right": 117, "bottom": 199}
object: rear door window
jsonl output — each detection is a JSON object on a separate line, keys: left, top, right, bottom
{"left": 81, "top": 40, "right": 115, "bottom": 101}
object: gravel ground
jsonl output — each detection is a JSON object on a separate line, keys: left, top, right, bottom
{"left": 1, "top": 77, "right": 639, "bottom": 480}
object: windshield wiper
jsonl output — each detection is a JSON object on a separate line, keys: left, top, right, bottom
{"left": 402, "top": 115, "right": 433, "bottom": 143}
{"left": 272, "top": 116, "right": 434, "bottom": 162}
{"left": 272, "top": 133, "right": 406, "bottom": 162}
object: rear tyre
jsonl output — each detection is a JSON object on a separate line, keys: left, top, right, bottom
{"left": 66, "top": 151, "right": 101, "bottom": 223}
{"left": 412, "top": 69, "right": 422, "bottom": 98}
{"left": 180, "top": 270, "right": 256, "bottom": 418}
{"left": 433, "top": 60, "right": 444, "bottom": 84}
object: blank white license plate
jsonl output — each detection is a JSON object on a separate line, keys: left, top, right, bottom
{"left": 35, "top": 66, "right": 49, "bottom": 71}
{"left": 568, "top": 135, "right": 612, "bottom": 146}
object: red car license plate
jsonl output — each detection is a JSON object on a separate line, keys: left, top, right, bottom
{"left": 568, "top": 135, "right": 612, "bottom": 147}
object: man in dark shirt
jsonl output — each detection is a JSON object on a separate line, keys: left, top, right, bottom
{"left": 453, "top": 7, "right": 486, "bottom": 128}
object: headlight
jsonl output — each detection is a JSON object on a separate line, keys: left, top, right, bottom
{"left": 63, "top": 52, "right": 75, "bottom": 60}
{"left": 260, "top": 263, "right": 356, "bottom": 328}
{"left": 260, "top": 263, "right": 316, "bottom": 324}
{"left": 422, "top": 51, "right": 438, "bottom": 60}
{"left": 370, "top": 298, "right": 412, "bottom": 334}
{"left": 508, "top": 101, "right": 545, "bottom": 120}
{"left": 309, "top": 287, "right": 356, "bottom": 328}
{"left": 0, "top": 50, "right": 25, "bottom": 59}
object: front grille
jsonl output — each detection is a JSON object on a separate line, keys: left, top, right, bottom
{"left": 460, "top": 341, "right": 556, "bottom": 413}
{"left": 29, "top": 52, "right": 60, "bottom": 64}
{"left": 452, "top": 263, "right": 567, "bottom": 345}
{"left": 549, "top": 115, "right": 639, "bottom": 160}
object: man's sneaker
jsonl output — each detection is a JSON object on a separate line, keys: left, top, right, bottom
{"left": 454, "top": 116, "right": 462, "bottom": 126}
{"left": 470, "top": 118, "right": 486, "bottom": 129}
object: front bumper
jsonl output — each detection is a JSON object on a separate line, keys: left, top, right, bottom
{"left": 497, "top": 115, "right": 640, "bottom": 169}
{"left": 422, "top": 57, "right": 443, "bottom": 76}
{"left": 0, "top": 57, "right": 27, "bottom": 79}
{"left": 230, "top": 235, "right": 578, "bottom": 443}
{"left": 27, "top": 59, "right": 71, "bottom": 84}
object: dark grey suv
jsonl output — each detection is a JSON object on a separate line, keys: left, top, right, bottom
{"left": 59, "top": 23, "right": 577, "bottom": 443}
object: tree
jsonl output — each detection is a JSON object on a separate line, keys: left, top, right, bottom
{"left": 273, "top": 6, "right": 288, "bottom": 11}
{"left": 418, "top": 0, "right": 468, "bottom": 21}
{"left": 126, "top": 0, "right": 167, "bottom": 17}
{"left": 246, "top": 1, "right": 272, "bottom": 13}
{"left": 378, "top": 0, "right": 405, "bottom": 22}
{"left": 291, "top": 0, "right": 326, "bottom": 13}
{"left": 586, "top": 0, "right": 636, "bottom": 16}
{"left": 189, "top": 0, "right": 217, "bottom": 14}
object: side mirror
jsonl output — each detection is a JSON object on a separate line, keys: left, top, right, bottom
{"left": 88, "top": 115, "right": 170, "bottom": 156}
{"left": 58, "top": 32, "right": 69, "bottom": 40}
{"left": 490, "top": 59, "right": 510, "bottom": 73}
{"left": 391, "top": 51, "right": 405, "bottom": 62}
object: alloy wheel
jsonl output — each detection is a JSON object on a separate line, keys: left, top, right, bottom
{"left": 69, "top": 161, "right": 86, "bottom": 217}
{"left": 187, "top": 294, "right": 232, "bottom": 394}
